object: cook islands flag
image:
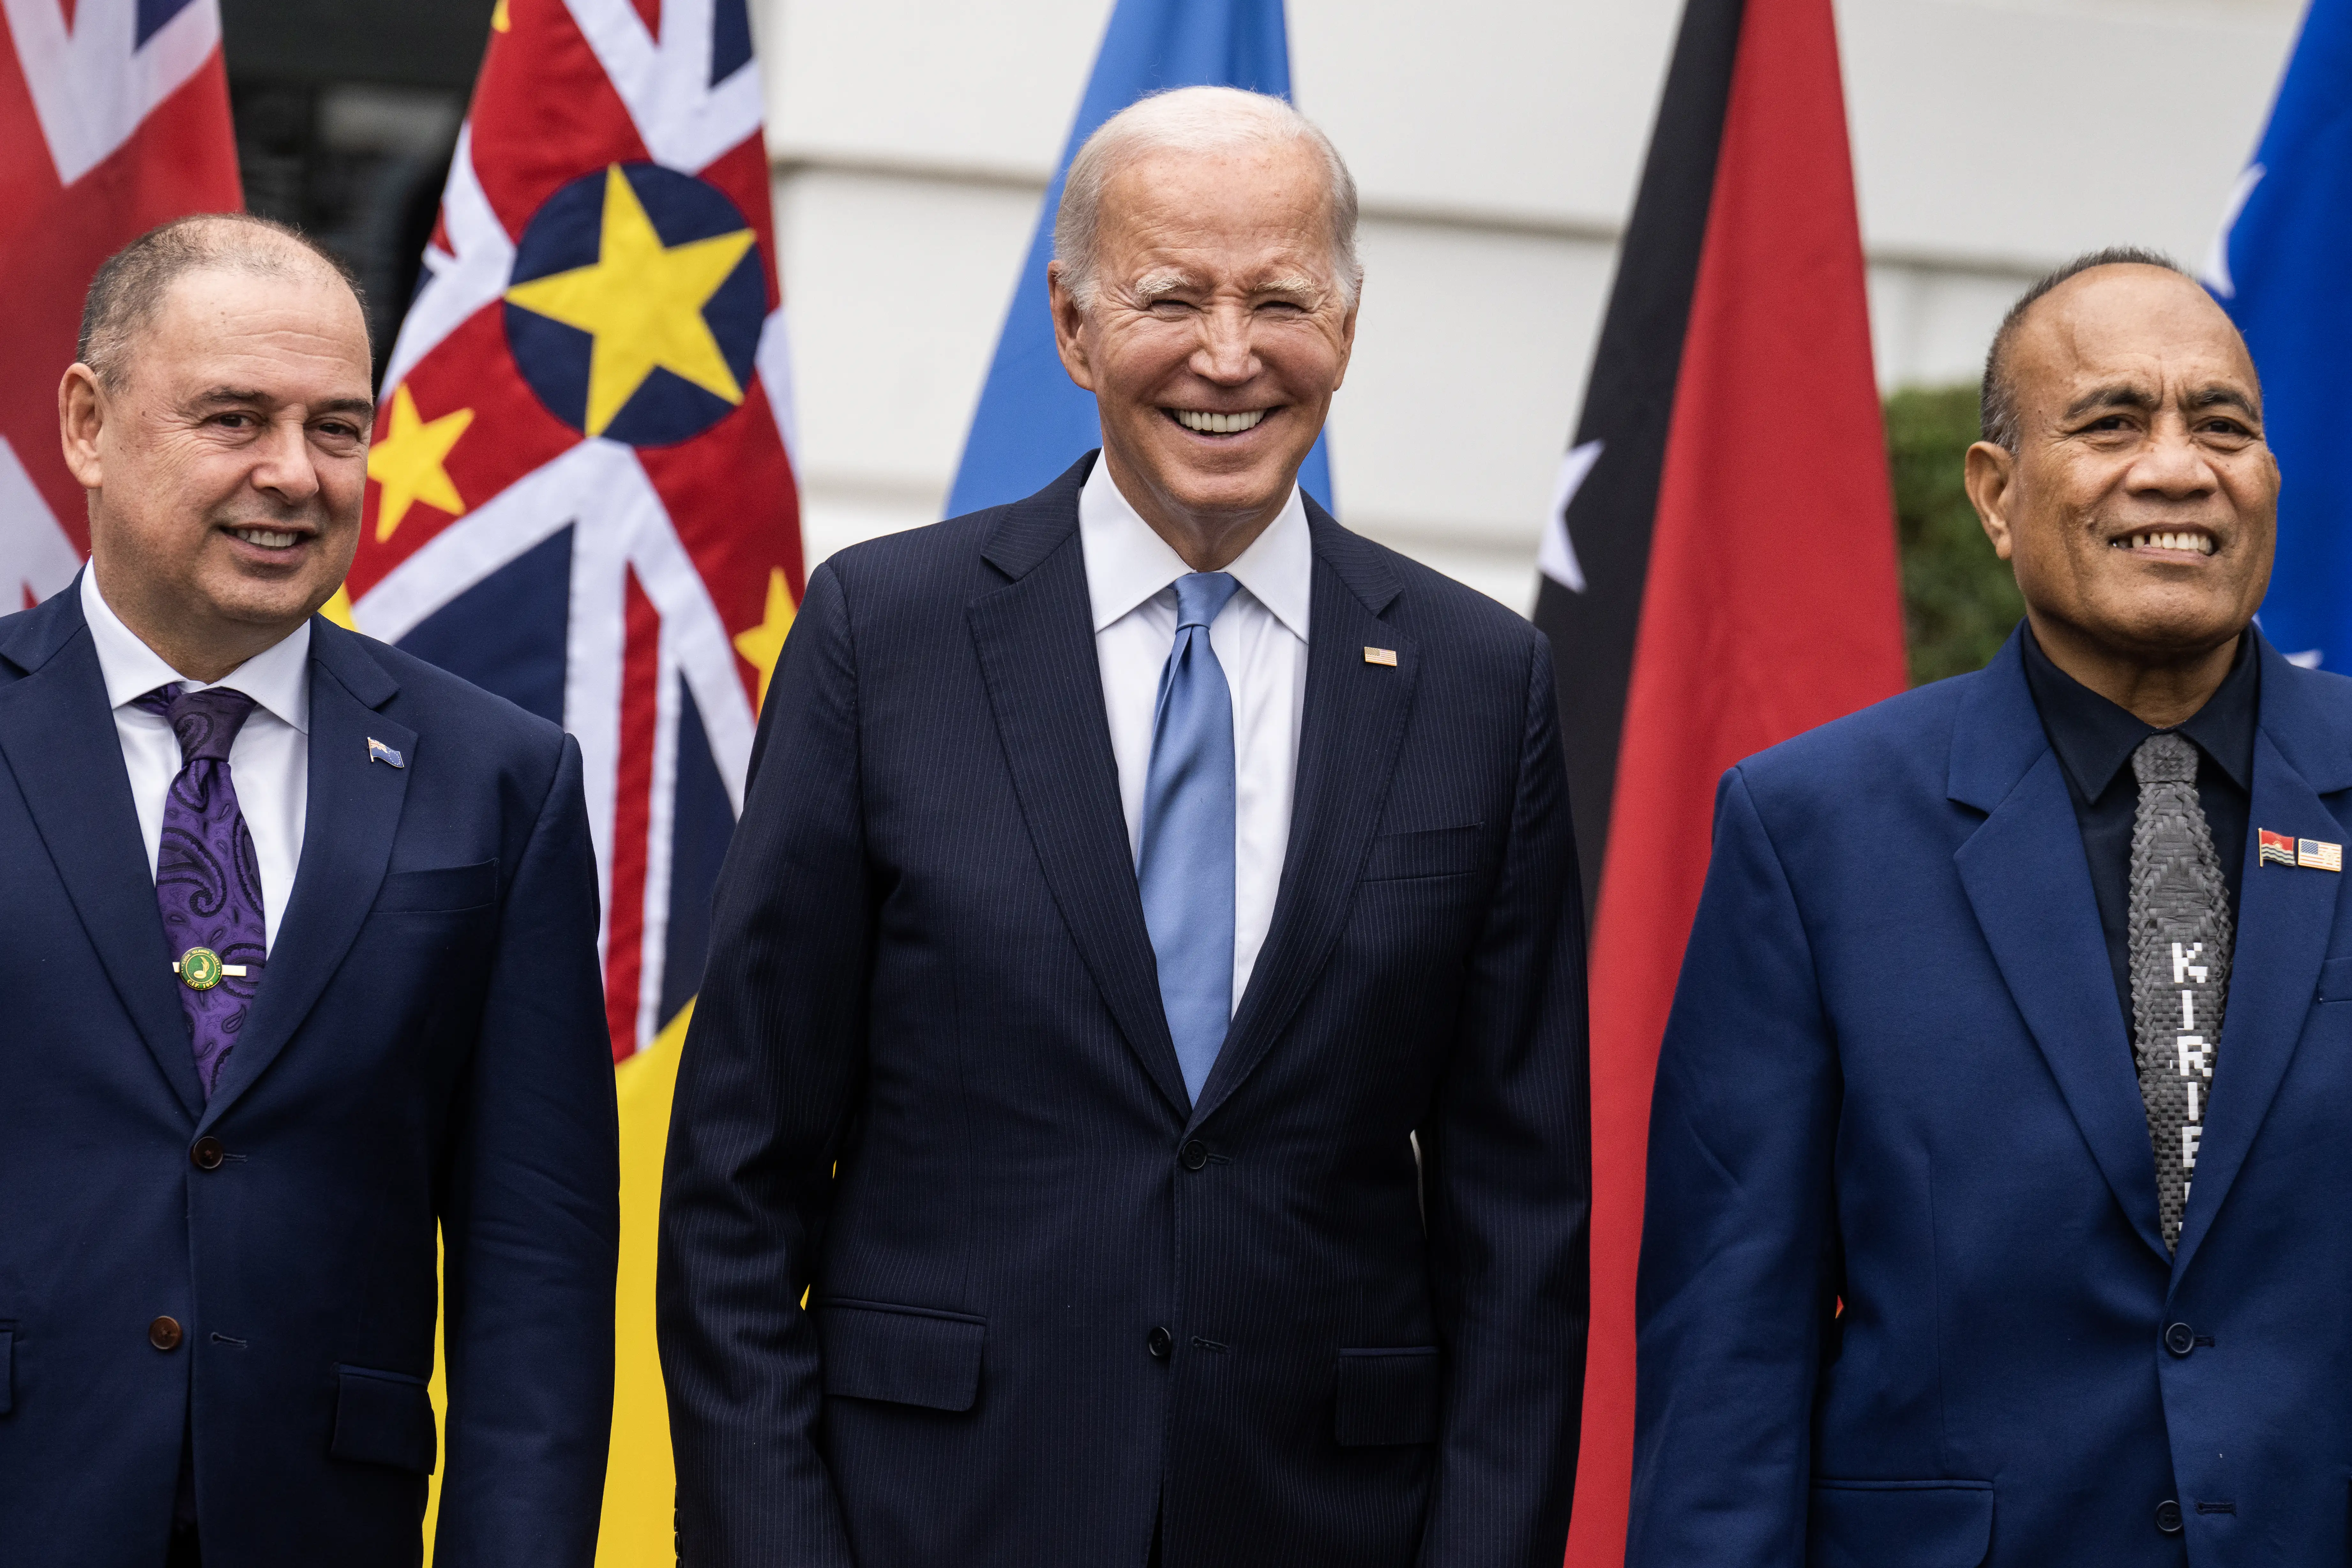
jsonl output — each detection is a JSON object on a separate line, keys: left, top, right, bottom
{"left": 336, "top": 0, "right": 801, "bottom": 1553}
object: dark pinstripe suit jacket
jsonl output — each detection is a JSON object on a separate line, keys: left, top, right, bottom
{"left": 658, "top": 454, "right": 1590, "bottom": 1568}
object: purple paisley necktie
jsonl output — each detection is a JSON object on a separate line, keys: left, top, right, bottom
{"left": 134, "top": 684, "right": 265, "bottom": 1099}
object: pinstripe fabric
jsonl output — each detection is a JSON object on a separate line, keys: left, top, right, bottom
{"left": 659, "top": 454, "right": 1591, "bottom": 1568}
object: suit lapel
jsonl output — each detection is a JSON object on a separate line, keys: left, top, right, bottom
{"left": 0, "top": 588, "right": 204, "bottom": 1118}
{"left": 199, "top": 622, "right": 410, "bottom": 1129}
{"left": 2173, "top": 644, "right": 2350, "bottom": 1278}
{"left": 1190, "top": 508, "right": 1413, "bottom": 1129}
{"left": 968, "top": 459, "right": 1193, "bottom": 1119}
{"left": 1950, "top": 637, "right": 2168, "bottom": 1261}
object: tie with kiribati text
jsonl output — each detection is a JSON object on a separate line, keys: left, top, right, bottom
{"left": 2127, "top": 731, "right": 2233, "bottom": 1253}
{"left": 136, "top": 684, "right": 266, "bottom": 1101}
{"left": 1137, "top": 571, "right": 1243, "bottom": 1105}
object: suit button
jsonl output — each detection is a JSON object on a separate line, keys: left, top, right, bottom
{"left": 1147, "top": 1326, "right": 1173, "bottom": 1361}
{"left": 2164, "top": 1322, "right": 2197, "bottom": 1356}
{"left": 2156, "top": 1499, "right": 2183, "bottom": 1534}
{"left": 190, "top": 1137, "right": 225, "bottom": 1171}
{"left": 148, "top": 1316, "right": 183, "bottom": 1352}
{"left": 1178, "top": 1140, "right": 1208, "bottom": 1172}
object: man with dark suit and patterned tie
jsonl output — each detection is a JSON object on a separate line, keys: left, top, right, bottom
{"left": 659, "top": 87, "right": 1591, "bottom": 1568}
{"left": 1629, "top": 251, "right": 2352, "bottom": 1566}
{"left": 0, "top": 214, "right": 618, "bottom": 1565}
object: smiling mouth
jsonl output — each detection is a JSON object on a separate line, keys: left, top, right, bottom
{"left": 2111, "top": 529, "right": 2217, "bottom": 557}
{"left": 1168, "top": 408, "right": 1268, "bottom": 436}
{"left": 228, "top": 526, "right": 305, "bottom": 550}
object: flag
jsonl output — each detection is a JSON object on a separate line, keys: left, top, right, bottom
{"left": 0, "top": 0, "right": 240, "bottom": 605}
{"left": 946, "top": 0, "right": 1331, "bottom": 516}
{"left": 1529, "top": 0, "right": 1906, "bottom": 1558}
{"left": 335, "top": 0, "right": 802, "bottom": 1556}
{"left": 2205, "top": 0, "right": 2349, "bottom": 669}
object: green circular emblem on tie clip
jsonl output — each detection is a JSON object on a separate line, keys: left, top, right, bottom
{"left": 176, "top": 947, "right": 225, "bottom": 991}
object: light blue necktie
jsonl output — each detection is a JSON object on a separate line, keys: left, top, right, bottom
{"left": 1137, "top": 571, "right": 1243, "bottom": 1104}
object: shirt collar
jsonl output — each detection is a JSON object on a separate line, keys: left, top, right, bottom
{"left": 80, "top": 566, "right": 312, "bottom": 735}
{"left": 1077, "top": 454, "right": 1313, "bottom": 641}
{"left": 2019, "top": 621, "right": 2257, "bottom": 802}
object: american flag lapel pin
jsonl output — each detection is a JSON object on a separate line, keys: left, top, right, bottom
{"left": 2300, "top": 837, "right": 2343, "bottom": 873}
{"left": 366, "top": 737, "right": 405, "bottom": 770}
{"left": 2259, "top": 828, "right": 2298, "bottom": 867}
{"left": 1363, "top": 646, "right": 1397, "bottom": 667}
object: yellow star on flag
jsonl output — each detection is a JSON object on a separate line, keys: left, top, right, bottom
{"left": 732, "top": 567, "right": 797, "bottom": 712}
{"left": 367, "top": 384, "right": 474, "bottom": 543}
{"left": 504, "top": 164, "right": 757, "bottom": 438}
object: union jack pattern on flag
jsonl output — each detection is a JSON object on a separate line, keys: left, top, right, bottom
{"left": 343, "top": 0, "right": 803, "bottom": 1065}
{"left": 0, "top": 0, "right": 240, "bottom": 607}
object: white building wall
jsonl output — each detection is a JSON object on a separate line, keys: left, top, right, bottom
{"left": 756, "top": 0, "right": 2304, "bottom": 613}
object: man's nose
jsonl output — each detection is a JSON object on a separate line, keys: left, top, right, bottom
{"left": 2130, "top": 421, "right": 2218, "bottom": 498}
{"left": 248, "top": 419, "right": 322, "bottom": 502}
{"left": 1191, "top": 301, "right": 1260, "bottom": 383}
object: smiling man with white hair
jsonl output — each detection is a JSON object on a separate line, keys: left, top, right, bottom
{"left": 663, "top": 85, "right": 1591, "bottom": 1568}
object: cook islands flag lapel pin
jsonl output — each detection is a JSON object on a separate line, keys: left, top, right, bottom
{"left": 366, "top": 737, "right": 405, "bottom": 769}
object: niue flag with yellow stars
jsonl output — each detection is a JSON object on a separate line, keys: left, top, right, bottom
{"left": 335, "top": 0, "right": 800, "bottom": 1551}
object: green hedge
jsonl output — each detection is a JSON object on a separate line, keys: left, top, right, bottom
{"left": 1888, "top": 384, "right": 2025, "bottom": 685}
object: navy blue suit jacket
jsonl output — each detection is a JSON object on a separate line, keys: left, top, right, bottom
{"left": 0, "top": 582, "right": 618, "bottom": 1566}
{"left": 1633, "top": 628, "right": 2352, "bottom": 1567}
{"left": 658, "top": 456, "right": 1591, "bottom": 1568}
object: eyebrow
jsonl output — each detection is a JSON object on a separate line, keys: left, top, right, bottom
{"left": 1134, "top": 271, "right": 1198, "bottom": 302}
{"left": 189, "top": 387, "right": 376, "bottom": 419}
{"left": 2059, "top": 383, "right": 2259, "bottom": 424}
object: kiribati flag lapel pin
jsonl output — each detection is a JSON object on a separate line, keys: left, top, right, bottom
{"left": 2260, "top": 828, "right": 2298, "bottom": 867}
{"left": 367, "top": 737, "right": 405, "bottom": 770}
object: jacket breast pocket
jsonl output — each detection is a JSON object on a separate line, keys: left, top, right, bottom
{"left": 1809, "top": 1479, "right": 1992, "bottom": 1568}
{"left": 817, "top": 1299, "right": 985, "bottom": 1413}
{"left": 1333, "top": 1346, "right": 1440, "bottom": 1446}
{"left": 2317, "top": 955, "right": 2352, "bottom": 1003}
{"left": 374, "top": 859, "right": 498, "bottom": 914}
{"left": 329, "top": 1365, "right": 436, "bottom": 1473}
{"left": 1361, "top": 825, "right": 1483, "bottom": 883}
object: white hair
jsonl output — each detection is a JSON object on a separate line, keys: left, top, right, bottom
{"left": 1053, "top": 85, "right": 1361, "bottom": 314}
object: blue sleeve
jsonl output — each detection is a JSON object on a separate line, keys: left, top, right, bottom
{"left": 434, "top": 733, "right": 622, "bottom": 1566}
{"left": 1627, "top": 766, "right": 1841, "bottom": 1568}
{"left": 1418, "top": 636, "right": 1592, "bottom": 1566}
{"left": 659, "top": 561, "right": 867, "bottom": 1567}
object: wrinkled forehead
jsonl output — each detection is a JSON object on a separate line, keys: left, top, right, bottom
{"left": 2017, "top": 268, "right": 2260, "bottom": 408}
{"left": 1098, "top": 141, "right": 1336, "bottom": 263}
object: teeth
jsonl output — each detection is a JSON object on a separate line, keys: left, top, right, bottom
{"left": 2115, "top": 532, "right": 2215, "bottom": 555}
{"left": 233, "top": 528, "right": 298, "bottom": 549}
{"left": 1173, "top": 408, "right": 1267, "bottom": 435}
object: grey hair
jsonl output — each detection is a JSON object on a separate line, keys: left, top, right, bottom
{"left": 78, "top": 212, "right": 364, "bottom": 388}
{"left": 1979, "top": 246, "right": 2203, "bottom": 452}
{"left": 1054, "top": 85, "right": 1361, "bottom": 313}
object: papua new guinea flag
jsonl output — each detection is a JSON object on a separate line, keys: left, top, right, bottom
{"left": 1530, "top": 0, "right": 1907, "bottom": 1559}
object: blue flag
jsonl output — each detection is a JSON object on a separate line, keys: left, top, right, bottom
{"left": 946, "top": 0, "right": 1332, "bottom": 518}
{"left": 2209, "top": 0, "right": 2352, "bottom": 667}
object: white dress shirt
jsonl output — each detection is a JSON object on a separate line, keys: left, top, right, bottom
{"left": 1080, "top": 456, "right": 1312, "bottom": 1011}
{"left": 81, "top": 568, "right": 311, "bottom": 952}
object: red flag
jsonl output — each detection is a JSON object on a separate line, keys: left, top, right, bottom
{"left": 1531, "top": 0, "right": 1906, "bottom": 1559}
{"left": 0, "top": 0, "right": 241, "bottom": 605}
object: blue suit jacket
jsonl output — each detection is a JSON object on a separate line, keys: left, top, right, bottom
{"left": 658, "top": 456, "right": 1591, "bottom": 1568}
{"left": 1632, "top": 628, "right": 2352, "bottom": 1567}
{"left": 0, "top": 582, "right": 618, "bottom": 1566}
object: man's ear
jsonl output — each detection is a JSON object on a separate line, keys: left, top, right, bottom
{"left": 58, "top": 363, "right": 106, "bottom": 491}
{"left": 1964, "top": 440, "right": 2018, "bottom": 562}
{"left": 1047, "top": 261, "right": 1098, "bottom": 392}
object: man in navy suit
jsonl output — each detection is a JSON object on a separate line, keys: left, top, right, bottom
{"left": 1629, "top": 250, "right": 2352, "bottom": 1565}
{"left": 660, "top": 87, "right": 1590, "bottom": 1568}
{"left": 0, "top": 214, "right": 618, "bottom": 1565}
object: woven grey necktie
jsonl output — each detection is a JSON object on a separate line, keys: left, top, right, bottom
{"left": 2128, "top": 731, "right": 2233, "bottom": 1252}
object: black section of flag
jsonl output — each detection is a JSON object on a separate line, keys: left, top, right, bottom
{"left": 1536, "top": 0, "right": 1745, "bottom": 920}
